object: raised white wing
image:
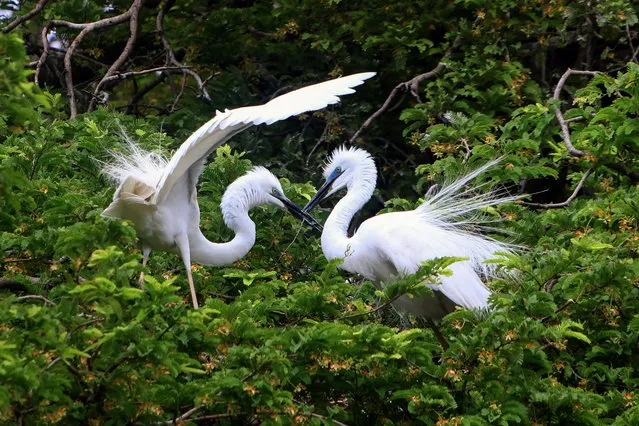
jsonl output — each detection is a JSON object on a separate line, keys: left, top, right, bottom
{"left": 152, "top": 72, "right": 376, "bottom": 204}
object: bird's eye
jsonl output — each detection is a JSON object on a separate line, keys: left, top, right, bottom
{"left": 335, "top": 167, "right": 342, "bottom": 174}
{"left": 272, "top": 188, "right": 279, "bottom": 195}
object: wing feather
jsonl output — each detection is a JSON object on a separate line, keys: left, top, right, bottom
{"left": 153, "top": 72, "right": 376, "bottom": 204}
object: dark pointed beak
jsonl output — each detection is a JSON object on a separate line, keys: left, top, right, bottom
{"left": 302, "top": 175, "right": 337, "bottom": 213}
{"left": 275, "top": 194, "right": 324, "bottom": 233}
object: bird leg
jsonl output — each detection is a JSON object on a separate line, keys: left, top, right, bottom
{"left": 185, "top": 265, "right": 199, "bottom": 309}
{"left": 176, "top": 237, "right": 199, "bottom": 309}
{"left": 139, "top": 246, "right": 151, "bottom": 289}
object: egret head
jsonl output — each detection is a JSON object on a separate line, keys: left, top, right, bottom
{"left": 304, "top": 146, "right": 376, "bottom": 212}
{"left": 221, "top": 167, "right": 322, "bottom": 231}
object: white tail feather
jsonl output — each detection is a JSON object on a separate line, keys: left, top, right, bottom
{"left": 416, "top": 158, "right": 522, "bottom": 278}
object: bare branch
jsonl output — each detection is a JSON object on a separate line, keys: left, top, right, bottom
{"left": 552, "top": 68, "right": 599, "bottom": 157}
{"left": 45, "top": 357, "right": 62, "bottom": 371}
{"left": 170, "top": 73, "right": 188, "bottom": 113}
{"left": 34, "top": 22, "right": 52, "bottom": 86}
{"left": 126, "top": 72, "right": 168, "bottom": 114}
{"left": 44, "top": 0, "right": 146, "bottom": 117}
{"left": 100, "top": 66, "right": 189, "bottom": 84}
{"left": 156, "top": 0, "right": 211, "bottom": 103}
{"left": 524, "top": 167, "right": 593, "bottom": 209}
{"left": 246, "top": 25, "right": 275, "bottom": 38}
{"left": 348, "top": 22, "right": 475, "bottom": 144}
{"left": 149, "top": 405, "right": 203, "bottom": 425}
{"left": 16, "top": 295, "right": 55, "bottom": 305}
{"left": 349, "top": 63, "right": 446, "bottom": 144}
{"left": 88, "top": 0, "right": 145, "bottom": 112}
{"left": 309, "top": 412, "right": 348, "bottom": 426}
{"left": 1, "top": 0, "right": 50, "bottom": 34}
{"left": 460, "top": 137, "right": 471, "bottom": 164}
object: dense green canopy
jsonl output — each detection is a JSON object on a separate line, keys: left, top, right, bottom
{"left": 1, "top": 0, "right": 639, "bottom": 424}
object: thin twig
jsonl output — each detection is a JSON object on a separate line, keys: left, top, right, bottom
{"left": 170, "top": 73, "right": 188, "bottom": 113}
{"left": 349, "top": 64, "right": 447, "bottom": 143}
{"left": 100, "top": 66, "right": 189, "bottom": 84}
{"left": 16, "top": 295, "right": 55, "bottom": 305}
{"left": 156, "top": 0, "right": 211, "bottom": 103}
{"left": 34, "top": 22, "right": 52, "bottom": 86}
{"left": 1, "top": 0, "right": 50, "bottom": 33}
{"left": 338, "top": 295, "right": 403, "bottom": 321}
{"left": 126, "top": 72, "right": 168, "bottom": 114}
{"left": 309, "top": 412, "right": 348, "bottom": 426}
{"left": 151, "top": 405, "right": 203, "bottom": 425}
{"left": 349, "top": 24, "right": 473, "bottom": 143}
{"left": 460, "top": 137, "right": 471, "bottom": 163}
{"left": 524, "top": 167, "right": 593, "bottom": 208}
{"left": 306, "top": 122, "right": 329, "bottom": 165}
{"left": 45, "top": 357, "right": 62, "bottom": 371}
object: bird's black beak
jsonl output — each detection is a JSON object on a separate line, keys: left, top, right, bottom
{"left": 275, "top": 194, "right": 323, "bottom": 232}
{"left": 303, "top": 174, "right": 337, "bottom": 213}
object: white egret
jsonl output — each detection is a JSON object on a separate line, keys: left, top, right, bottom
{"left": 303, "top": 147, "right": 518, "bottom": 320}
{"left": 101, "top": 73, "right": 375, "bottom": 308}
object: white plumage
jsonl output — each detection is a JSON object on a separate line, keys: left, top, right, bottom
{"left": 304, "top": 147, "right": 518, "bottom": 320}
{"left": 102, "top": 73, "right": 375, "bottom": 308}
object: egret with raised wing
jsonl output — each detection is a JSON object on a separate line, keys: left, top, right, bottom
{"left": 101, "top": 73, "right": 375, "bottom": 308}
{"left": 303, "top": 147, "right": 518, "bottom": 320}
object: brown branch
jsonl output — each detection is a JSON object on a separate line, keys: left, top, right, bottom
{"left": 349, "top": 63, "right": 446, "bottom": 143}
{"left": 100, "top": 66, "right": 189, "bottom": 84}
{"left": 149, "top": 405, "right": 204, "bottom": 425}
{"left": 524, "top": 167, "right": 593, "bottom": 209}
{"left": 170, "top": 73, "right": 188, "bottom": 113}
{"left": 16, "top": 295, "right": 55, "bottom": 305}
{"left": 34, "top": 22, "right": 52, "bottom": 86}
{"left": 1, "top": 0, "right": 50, "bottom": 33}
{"left": 309, "top": 412, "right": 348, "bottom": 426}
{"left": 552, "top": 68, "right": 600, "bottom": 157}
{"left": 246, "top": 25, "right": 275, "bottom": 38}
{"left": 348, "top": 23, "right": 473, "bottom": 144}
{"left": 126, "top": 72, "right": 168, "bottom": 114}
{"left": 156, "top": 0, "right": 211, "bottom": 103}
{"left": 460, "top": 137, "right": 471, "bottom": 164}
{"left": 88, "top": 0, "right": 145, "bottom": 112}
{"left": 45, "top": 1, "right": 145, "bottom": 117}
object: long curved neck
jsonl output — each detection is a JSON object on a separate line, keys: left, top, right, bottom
{"left": 189, "top": 215, "right": 256, "bottom": 267}
{"left": 189, "top": 182, "right": 262, "bottom": 267}
{"left": 321, "top": 168, "right": 376, "bottom": 260}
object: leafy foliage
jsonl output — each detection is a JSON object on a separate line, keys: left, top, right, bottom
{"left": 2, "top": 1, "right": 639, "bottom": 425}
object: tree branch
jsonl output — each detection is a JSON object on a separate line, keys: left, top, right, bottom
{"left": 34, "top": 22, "right": 52, "bottom": 86}
{"left": 552, "top": 68, "right": 599, "bottom": 157}
{"left": 45, "top": 0, "right": 146, "bottom": 117}
{"left": 100, "top": 66, "right": 189, "bottom": 83}
{"left": 16, "top": 295, "right": 55, "bottom": 305}
{"left": 1, "top": 0, "right": 50, "bottom": 33}
{"left": 524, "top": 167, "right": 593, "bottom": 209}
{"left": 309, "top": 412, "right": 348, "bottom": 426}
{"left": 156, "top": 0, "right": 211, "bottom": 103}
{"left": 87, "top": 0, "right": 145, "bottom": 112}
{"left": 348, "top": 23, "right": 473, "bottom": 144}
{"left": 126, "top": 72, "right": 168, "bottom": 114}
{"left": 349, "top": 63, "right": 447, "bottom": 143}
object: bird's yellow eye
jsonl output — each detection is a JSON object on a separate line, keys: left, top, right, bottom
{"left": 335, "top": 167, "right": 342, "bottom": 173}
